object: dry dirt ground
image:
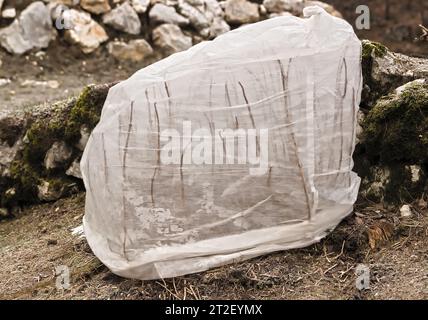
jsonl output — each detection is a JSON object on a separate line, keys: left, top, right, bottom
{"left": 0, "top": 193, "right": 426, "bottom": 300}
{"left": 0, "top": 40, "right": 159, "bottom": 113}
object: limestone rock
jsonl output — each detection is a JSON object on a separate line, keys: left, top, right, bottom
{"left": 44, "top": 141, "right": 73, "bottom": 170}
{"left": 63, "top": 9, "right": 108, "bottom": 54}
{"left": 177, "top": 1, "right": 210, "bottom": 31}
{"left": 362, "top": 40, "right": 428, "bottom": 108}
{"left": 107, "top": 39, "right": 154, "bottom": 62}
{"left": 80, "top": 0, "right": 111, "bottom": 14}
{"left": 0, "top": 78, "right": 11, "bottom": 87}
{"left": 4, "top": 188, "right": 15, "bottom": 199}
{"left": 176, "top": 0, "right": 227, "bottom": 38}
{"left": 0, "top": 116, "right": 25, "bottom": 174}
{"left": 151, "top": 0, "right": 179, "bottom": 6}
{"left": 2, "top": 8, "right": 16, "bottom": 19}
{"left": 406, "top": 165, "right": 422, "bottom": 184}
{"left": 182, "top": 0, "right": 204, "bottom": 5}
{"left": 262, "top": 0, "right": 304, "bottom": 15}
{"left": 259, "top": 4, "right": 267, "bottom": 16}
{"left": 360, "top": 167, "right": 390, "bottom": 202}
{"left": 102, "top": 2, "right": 141, "bottom": 35}
{"left": 262, "top": 0, "right": 341, "bottom": 18}
{"left": 0, "top": 140, "right": 23, "bottom": 176}
{"left": 355, "top": 110, "right": 365, "bottom": 145}
{"left": 204, "top": 0, "right": 223, "bottom": 17}
{"left": 305, "top": 1, "right": 342, "bottom": 18}
{"left": 268, "top": 11, "right": 293, "bottom": 18}
{"left": 54, "top": 0, "right": 81, "bottom": 6}
{"left": 47, "top": 1, "right": 63, "bottom": 21}
{"left": 76, "top": 125, "right": 91, "bottom": 151}
{"left": 21, "top": 79, "right": 60, "bottom": 89}
{"left": 0, "top": 115, "right": 25, "bottom": 148}
{"left": 149, "top": 3, "right": 189, "bottom": 26}
{"left": 131, "top": 0, "right": 150, "bottom": 13}
{"left": 400, "top": 205, "right": 412, "bottom": 218}
{"left": 0, "top": 1, "right": 57, "bottom": 55}
{"left": 0, "top": 207, "right": 9, "bottom": 219}
{"left": 224, "top": 0, "right": 259, "bottom": 25}
{"left": 152, "top": 23, "right": 192, "bottom": 55}
{"left": 37, "top": 180, "right": 65, "bottom": 202}
{"left": 66, "top": 159, "right": 82, "bottom": 179}
{"left": 209, "top": 16, "right": 230, "bottom": 38}
{"left": 357, "top": 78, "right": 428, "bottom": 203}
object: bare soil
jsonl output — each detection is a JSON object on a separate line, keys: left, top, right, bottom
{"left": 0, "top": 194, "right": 426, "bottom": 300}
{"left": 0, "top": 39, "right": 158, "bottom": 113}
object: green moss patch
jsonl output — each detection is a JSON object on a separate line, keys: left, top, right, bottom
{"left": 3, "top": 162, "right": 40, "bottom": 206}
{"left": 0, "top": 117, "right": 25, "bottom": 147}
{"left": 1, "top": 84, "right": 113, "bottom": 209}
{"left": 64, "top": 84, "right": 113, "bottom": 143}
{"left": 359, "top": 81, "right": 428, "bottom": 204}
{"left": 362, "top": 81, "right": 428, "bottom": 165}
{"left": 362, "top": 40, "right": 388, "bottom": 60}
{"left": 361, "top": 40, "right": 390, "bottom": 109}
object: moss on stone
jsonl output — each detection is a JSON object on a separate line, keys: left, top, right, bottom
{"left": 23, "top": 120, "right": 64, "bottom": 168}
{"left": 0, "top": 117, "right": 24, "bottom": 147}
{"left": 4, "top": 161, "right": 40, "bottom": 206}
{"left": 19, "top": 84, "right": 108, "bottom": 168}
{"left": 39, "top": 178, "right": 68, "bottom": 201}
{"left": 361, "top": 41, "right": 388, "bottom": 80}
{"left": 361, "top": 40, "right": 391, "bottom": 109}
{"left": 362, "top": 81, "right": 428, "bottom": 165}
{"left": 1, "top": 118, "right": 53, "bottom": 206}
{"left": 383, "top": 166, "right": 407, "bottom": 203}
{"left": 362, "top": 40, "right": 388, "bottom": 60}
{"left": 15, "top": 84, "right": 108, "bottom": 170}
{"left": 384, "top": 164, "right": 427, "bottom": 204}
{"left": 47, "top": 178, "right": 66, "bottom": 192}
{"left": 64, "top": 84, "right": 110, "bottom": 143}
{"left": 359, "top": 81, "right": 428, "bottom": 203}
{"left": 0, "top": 84, "right": 113, "bottom": 210}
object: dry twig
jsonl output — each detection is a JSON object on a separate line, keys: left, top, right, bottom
{"left": 419, "top": 25, "right": 428, "bottom": 40}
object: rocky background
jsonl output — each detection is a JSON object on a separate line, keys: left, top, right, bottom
{"left": 0, "top": 0, "right": 427, "bottom": 218}
{"left": 0, "top": 0, "right": 341, "bottom": 58}
{"left": 0, "top": 0, "right": 343, "bottom": 112}
{"left": 326, "top": 0, "right": 428, "bottom": 57}
{"left": 0, "top": 0, "right": 426, "bottom": 59}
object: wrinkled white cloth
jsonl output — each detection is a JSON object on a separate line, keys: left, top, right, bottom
{"left": 81, "top": 6, "right": 362, "bottom": 280}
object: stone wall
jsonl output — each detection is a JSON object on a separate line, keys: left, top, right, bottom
{"left": 0, "top": 39, "right": 427, "bottom": 217}
{"left": 356, "top": 41, "right": 428, "bottom": 204}
{"left": 0, "top": 83, "right": 114, "bottom": 216}
{"left": 0, "top": 0, "right": 341, "bottom": 61}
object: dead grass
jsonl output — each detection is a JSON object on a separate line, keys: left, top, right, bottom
{"left": 0, "top": 193, "right": 426, "bottom": 300}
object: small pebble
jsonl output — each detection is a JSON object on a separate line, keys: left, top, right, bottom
{"left": 400, "top": 205, "right": 412, "bottom": 218}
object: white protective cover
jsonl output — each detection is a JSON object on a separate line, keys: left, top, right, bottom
{"left": 81, "top": 6, "right": 362, "bottom": 280}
